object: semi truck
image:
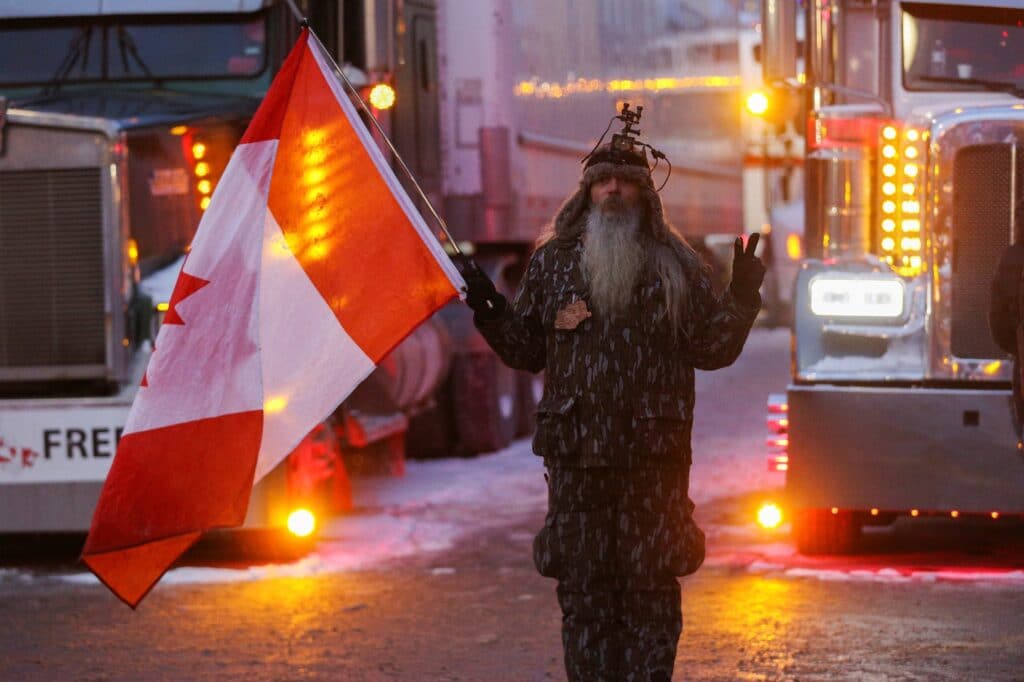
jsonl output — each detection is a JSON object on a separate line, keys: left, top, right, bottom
{"left": 760, "top": 0, "right": 1024, "bottom": 553}
{"left": 0, "top": 0, "right": 756, "bottom": 537}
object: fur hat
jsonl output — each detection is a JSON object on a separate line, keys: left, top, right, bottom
{"left": 540, "top": 144, "right": 702, "bottom": 276}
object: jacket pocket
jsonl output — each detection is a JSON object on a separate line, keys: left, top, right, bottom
{"left": 532, "top": 509, "right": 613, "bottom": 581}
{"left": 533, "top": 393, "right": 577, "bottom": 457}
{"left": 618, "top": 497, "right": 705, "bottom": 579}
{"left": 634, "top": 394, "right": 691, "bottom": 462}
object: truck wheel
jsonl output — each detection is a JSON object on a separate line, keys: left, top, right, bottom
{"left": 792, "top": 509, "right": 860, "bottom": 555}
{"left": 451, "top": 351, "right": 517, "bottom": 455}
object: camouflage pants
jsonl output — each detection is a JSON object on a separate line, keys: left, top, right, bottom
{"left": 533, "top": 466, "right": 702, "bottom": 682}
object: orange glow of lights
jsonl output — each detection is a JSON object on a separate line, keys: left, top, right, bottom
{"left": 287, "top": 509, "right": 316, "bottom": 537}
{"left": 870, "top": 508, "right": 880, "bottom": 516}
{"left": 745, "top": 91, "right": 769, "bottom": 116}
{"left": 199, "top": 196, "right": 211, "bottom": 210}
{"left": 902, "top": 182, "right": 916, "bottom": 195}
{"left": 882, "top": 145, "right": 897, "bottom": 159}
{"left": 904, "top": 164, "right": 919, "bottom": 178}
{"left": 951, "top": 510, "right": 960, "bottom": 518}
{"left": 882, "top": 164, "right": 897, "bottom": 177}
{"left": 902, "top": 200, "right": 920, "bottom": 213}
{"left": 303, "top": 168, "right": 327, "bottom": 185}
{"left": 170, "top": 125, "right": 188, "bottom": 136}
{"left": 831, "top": 507, "right": 839, "bottom": 514}
{"left": 303, "top": 130, "right": 326, "bottom": 147}
{"left": 902, "top": 219, "right": 920, "bottom": 231}
{"left": 910, "top": 256, "right": 922, "bottom": 268}
{"left": 906, "top": 129, "right": 920, "bottom": 142}
{"left": 882, "top": 182, "right": 896, "bottom": 196}
{"left": 991, "top": 511, "right": 1000, "bottom": 519}
{"left": 156, "top": 302, "right": 170, "bottom": 312}
{"left": 191, "top": 142, "right": 207, "bottom": 159}
{"left": 369, "top": 83, "right": 396, "bottom": 110}
{"left": 905, "top": 146, "right": 918, "bottom": 159}
{"left": 881, "top": 237, "right": 896, "bottom": 251}
{"left": 882, "top": 125, "right": 897, "bottom": 140}
{"left": 757, "top": 503, "right": 784, "bottom": 529}
{"left": 194, "top": 162, "right": 210, "bottom": 177}
{"left": 882, "top": 200, "right": 896, "bottom": 214}
{"left": 882, "top": 219, "right": 896, "bottom": 232}
{"left": 127, "top": 238, "right": 139, "bottom": 266}
{"left": 786, "top": 233, "right": 802, "bottom": 260}
{"left": 306, "top": 147, "right": 328, "bottom": 165}
{"left": 197, "top": 179, "right": 213, "bottom": 194}
{"left": 308, "top": 243, "right": 330, "bottom": 260}
{"left": 911, "top": 509, "right": 920, "bottom": 517}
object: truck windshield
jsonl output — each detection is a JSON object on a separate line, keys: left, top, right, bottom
{"left": 0, "top": 13, "right": 267, "bottom": 87}
{"left": 903, "top": 3, "right": 1024, "bottom": 92}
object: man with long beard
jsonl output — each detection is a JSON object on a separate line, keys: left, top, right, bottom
{"left": 458, "top": 141, "right": 764, "bottom": 681}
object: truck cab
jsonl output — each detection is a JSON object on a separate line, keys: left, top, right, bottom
{"left": 761, "top": 0, "right": 1024, "bottom": 552}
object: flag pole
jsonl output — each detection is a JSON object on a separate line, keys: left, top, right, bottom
{"left": 283, "top": 2, "right": 464, "bottom": 257}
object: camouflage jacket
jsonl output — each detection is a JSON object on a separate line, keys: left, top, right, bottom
{"left": 476, "top": 236, "right": 760, "bottom": 468}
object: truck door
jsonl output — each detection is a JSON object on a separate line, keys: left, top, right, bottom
{"left": 392, "top": 0, "right": 441, "bottom": 212}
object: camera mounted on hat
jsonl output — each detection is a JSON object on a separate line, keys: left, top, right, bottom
{"left": 581, "top": 102, "right": 672, "bottom": 191}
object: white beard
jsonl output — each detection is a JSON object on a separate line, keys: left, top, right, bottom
{"left": 582, "top": 202, "right": 645, "bottom": 319}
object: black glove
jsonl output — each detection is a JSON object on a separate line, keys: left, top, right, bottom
{"left": 729, "top": 232, "right": 766, "bottom": 306}
{"left": 452, "top": 254, "right": 507, "bottom": 321}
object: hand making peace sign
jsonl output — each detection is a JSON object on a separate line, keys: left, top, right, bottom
{"left": 729, "top": 232, "right": 766, "bottom": 306}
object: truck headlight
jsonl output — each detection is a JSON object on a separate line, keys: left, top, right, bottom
{"left": 809, "top": 276, "right": 904, "bottom": 318}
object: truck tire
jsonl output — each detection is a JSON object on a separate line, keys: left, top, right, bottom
{"left": 792, "top": 509, "right": 860, "bottom": 555}
{"left": 451, "top": 351, "right": 517, "bottom": 455}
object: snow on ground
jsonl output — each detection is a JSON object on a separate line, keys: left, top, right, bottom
{"left": 58, "top": 438, "right": 547, "bottom": 588}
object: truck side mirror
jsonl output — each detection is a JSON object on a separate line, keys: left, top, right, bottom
{"left": 761, "top": 0, "right": 797, "bottom": 84}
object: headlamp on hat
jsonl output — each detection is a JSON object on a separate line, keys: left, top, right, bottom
{"left": 582, "top": 102, "right": 672, "bottom": 191}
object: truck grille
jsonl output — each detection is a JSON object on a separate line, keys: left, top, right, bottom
{"left": 951, "top": 144, "right": 1018, "bottom": 359}
{"left": 0, "top": 168, "right": 106, "bottom": 372}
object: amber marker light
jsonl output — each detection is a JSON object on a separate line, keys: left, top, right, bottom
{"left": 870, "top": 508, "right": 880, "bottom": 516}
{"left": 127, "top": 238, "right": 139, "bottom": 266}
{"left": 950, "top": 510, "right": 960, "bottom": 518}
{"left": 192, "top": 142, "right": 207, "bottom": 159}
{"left": 910, "top": 509, "right": 920, "bottom": 517}
{"left": 757, "top": 503, "right": 783, "bottom": 529}
{"left": 197, "top": 179, "right": 213, "bottom": 194}
{"left": 369, "top": 83, "right": 396, "bottom": 111}
{"left": 786, "top": 233, "right": 802, "bottom": 260}
{"left": 194, "top": 162, "right": 211, "bottom": 177}
{"left": 287, "top": 509, "right": 316, "bottom": 537}
{"left": 745, "top": 90, "right": 769, "bottom": 116}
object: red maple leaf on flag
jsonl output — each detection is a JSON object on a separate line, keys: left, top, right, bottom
{"left": 143, "top": 269, "right": 210, "bottom": 387}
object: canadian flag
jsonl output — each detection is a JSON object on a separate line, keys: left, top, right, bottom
{"left": 82, "top": 29, "right": 464, "bottom": 607}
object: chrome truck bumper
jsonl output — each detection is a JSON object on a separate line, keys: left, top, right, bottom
{"left": 786, "top": 384, "right": 1024, "bottom": 514}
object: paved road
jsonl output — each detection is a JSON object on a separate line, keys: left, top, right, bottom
{"left": 3, "top": 329, "right": 1023, "bottom": 680}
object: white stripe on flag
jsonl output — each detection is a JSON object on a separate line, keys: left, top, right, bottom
{"left": 253, "top": 208, "right": 376, "bottom": 482}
